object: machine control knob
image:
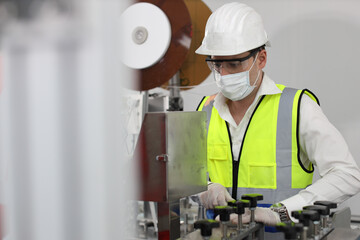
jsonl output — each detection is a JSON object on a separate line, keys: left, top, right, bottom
{"left": 291, "top": 210, "right": 320, "bottom": 227}
{"left": 314, "top": 201, "right": 337, "bottom": 210}
{"left": 303, "top": 205, "right": 330, "bottom": 216}
{"left": 227, "top": 199, "right": 250, "bottom": 215}
{"left": 276, "top": 222, "right": 303, "bottom": 240}
{"left": 194, "top": 219, "right": 220, "bottom": 237}
{"left": 294, "top": 222, "right": 304, "bottom": 233}
{"left": 214, "top": 206, "right": 235, "bottom": 222}
{"left": 241, "top": 194, "right": 263, "bottom": 208}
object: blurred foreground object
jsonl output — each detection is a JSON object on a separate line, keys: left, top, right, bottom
{"left": 0, "top": 1, "right": 134, "bottom": 240}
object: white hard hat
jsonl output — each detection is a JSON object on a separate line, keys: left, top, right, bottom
{"left": 195, "top": 2, "right": 270, "bottom": 56}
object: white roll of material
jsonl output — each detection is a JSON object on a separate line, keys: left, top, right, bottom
{"left": 120, "top": 2, "right": 172, "bottom": 69}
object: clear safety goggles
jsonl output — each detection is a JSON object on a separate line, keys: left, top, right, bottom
{"left": 205, "top": 49, "right": 259, "bottom": 74}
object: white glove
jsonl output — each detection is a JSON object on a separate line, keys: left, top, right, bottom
{"left": 229, "top": 208, "right": 281, "bottom": 226}
{"left": 199, "top": 183, "right": 234, "bottom": 209}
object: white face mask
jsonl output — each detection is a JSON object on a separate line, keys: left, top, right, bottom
{"left": 215, "top": 53, "right": 261, "bottom": 101}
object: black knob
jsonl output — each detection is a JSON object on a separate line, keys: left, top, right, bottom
{"left": 194, "top": 219, "right": 220, "bottom": 237}
{"left": 314, "top": 201, "right": 337, "bottom": 210}
{"left": 294, "top": 223, "right": 304, "bottom": 233}
{"left": 291, "top": 210, "right": 320, "bottom": 226}
{"left": 291, "top": 211, "right": 302, "bottom": 220}
{"left": 228, "top": 199, "right": 250, "bottom": 215}
{"left": 241, "top": 194, "right": 263, "bottom": 208}
{"left": 303, "top": 205, "right": 330, "bottom": 216}
{"left": 276, "top": 222, "right": 302, "bottom": 240}
{"left": 214, "top": 206, "right": 235, "bottom": 222}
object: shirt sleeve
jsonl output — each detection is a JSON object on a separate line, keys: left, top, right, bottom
{"left": 281, "top": 94, "right": 360, "bottom": 219}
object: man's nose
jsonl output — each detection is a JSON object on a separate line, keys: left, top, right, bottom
{"left": 220, "top": 67, "right": 231, "bottom": 76}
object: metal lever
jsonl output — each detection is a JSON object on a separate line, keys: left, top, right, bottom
{"left": 214, "top": 206, "right": 235, "bottom": 240}
{"left": 241, "top": 194, "right": 263, "bottom": 226}
{"left": 276, "top": 222, "right": 304, "bottom": 240}
{"left": 228, "top": 199, "right": 250, "bottom": 231}
{"left": 194, "top": 219, "right": 220, "bottom": 240}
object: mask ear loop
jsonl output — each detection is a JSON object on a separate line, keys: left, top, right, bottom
{"left": 249, "top": 52, "right": 261, "bottom": 87}
{"left": 213, "top": 70, "right": 222, "bottom": 87}
{"left": 252, "top": 70, "right": 261, "bottom": 87}
{"left": 248, "top": 52, "right": 259, "bottom": 71}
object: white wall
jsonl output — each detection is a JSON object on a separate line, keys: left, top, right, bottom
{"left": 182, "top": 0, "right": 360, "bottom": 218}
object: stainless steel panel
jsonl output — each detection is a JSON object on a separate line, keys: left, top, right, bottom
{"left": 327, "top": 228, "right": 360, "bottom": 240}
{"left": 166, "top": 112, "right": 207, "bottom": 201}
{"left": 135, "top": 111, "right": 207, "bottom": 202}
{"left": 135, "top": 113, "right": 168, "bottom": 202}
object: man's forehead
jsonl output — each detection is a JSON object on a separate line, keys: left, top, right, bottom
{"left": 212, "top": 51, "right": 251, "bottom": 60}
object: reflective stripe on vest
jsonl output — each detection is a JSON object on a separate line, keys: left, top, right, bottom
{"left": 202, "top": 99, "right": 214, "bottom": 132}
{"left": 198, "top": 86, "right": 316, "bottom": 203}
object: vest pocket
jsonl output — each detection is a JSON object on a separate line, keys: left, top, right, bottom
{"left": 208, "top": 144, "right": 228, "bottom": 160}
{"left": 208, "top": 144, "right": 230, "bottom": 186}
{"left": 248, "top": 164, "right": 276, "bottom": 189}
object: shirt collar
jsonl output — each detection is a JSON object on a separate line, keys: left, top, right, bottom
{"left": 256, "top": 73, "right": 282, "bottom": 98}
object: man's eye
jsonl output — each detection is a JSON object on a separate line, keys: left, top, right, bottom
{"left": 227, "top": 61, "right": 241, "bottom": 69}
{"left": 214, "top": 63, "right": 222, "bottom": 69}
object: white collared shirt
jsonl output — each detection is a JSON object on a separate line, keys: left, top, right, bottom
{"left": 213, "top": 73, "right": 360, "bottom": 217}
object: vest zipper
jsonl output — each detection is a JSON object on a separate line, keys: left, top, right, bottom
{"left": 230, "top": 96, "right": 265, "bottom": 200}
{"left": 225, "top": 122, "right": 236, "bottom": 199}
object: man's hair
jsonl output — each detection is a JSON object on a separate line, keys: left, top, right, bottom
{"left": 258, "top": 45, "right": 266, "bottom": 51}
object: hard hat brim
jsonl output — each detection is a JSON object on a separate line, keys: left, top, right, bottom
{"left": 195, "top": 40, "right": 270, "bottom": 56}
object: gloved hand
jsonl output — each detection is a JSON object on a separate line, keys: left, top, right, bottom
{"left": 227, "top": 207, "right": 281, "bottom": 226}
{"left": 199, "top": 183, "right": 234, "bottom": 209}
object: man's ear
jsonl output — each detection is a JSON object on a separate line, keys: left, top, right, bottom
{"left": 258, "top": 49, "right": 267, "bottom": 69}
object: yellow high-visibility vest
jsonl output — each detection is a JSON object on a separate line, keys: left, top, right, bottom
{"left": 197, "top": 84, "right": 319, "bottom": 202}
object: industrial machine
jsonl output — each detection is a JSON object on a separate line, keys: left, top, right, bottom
{"left": 184, "top": 200, "right": 360, "bottom": 240}
{"left": 121, "top": 1, "right": 211, "bottom": 238}
{"left": 133, "top": 111, "right": 207, "bottom": 239}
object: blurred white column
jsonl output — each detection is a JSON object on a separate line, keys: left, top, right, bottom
{"left": 0, "top": 0, "right": 134, "bottom": 240}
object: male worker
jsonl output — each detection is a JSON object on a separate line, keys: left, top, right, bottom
{"left": 196, "top": 1, "right": 360, "bottom": 230}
